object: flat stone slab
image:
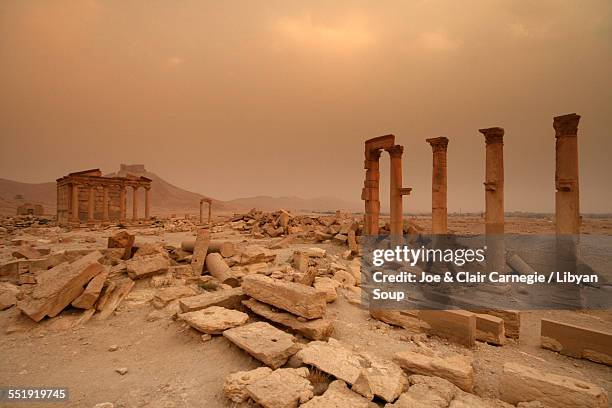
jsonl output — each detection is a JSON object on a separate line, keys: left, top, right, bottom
{"left": 387, "top": 375, "right": 459, "bottom": 408}
{"left": 179, "top": 306, "right": 249, "bottom": 334}
{"left": 71, "top": 268, "right": 109, "bottom": 309}
{"left": 242, "top": 298, "right": 333, "bottom": 340}
{"left": 246, "top": 367, "right": 313, "bottom": 408}
{"left": 223, "top": 322, "right": 299, "bottom": 369}
{"left": 301, "top": 380, "right": 377, "bottom": 408}
{"left": 225, "top": 367, "right": 273, "bottom": 403}
{"left": 500, "top": 362, "right": 608, "bottom": 408}
{"left": 179, "top": 287, "right": 245, "bottom": 312}
{"left": 241, "top": 274, "right": 326, "bottom": 319}
{"left": 295, "top": 339, "right": 369, "bottom": 385}
{"left": 351, "top": 357, "right": 407, "bottom": 402}
{"left": 313, "top": 277, "right": 340, "bottom": 303}
{"left": 541, "top": 318, "right": 612, "bottom": 366}
{"left": 126, "top": 253, "right": 169, "bottom": 279}
{"left": 152, "top": 286, "right": 197, "bottom": 309}
{"left": 18, "top": 251, "right": 105, "bottom": 322}
{"left": 393, "top": 350, "right": 474, "bottom": 393}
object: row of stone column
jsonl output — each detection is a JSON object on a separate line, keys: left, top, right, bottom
{"left": 425, "top": 113, "right": 581, "bottom": 236}
{"left": 69, "top": 183, "right": 151, "bottom": 225}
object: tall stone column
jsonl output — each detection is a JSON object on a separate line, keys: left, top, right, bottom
{"left": 362, "top": 149, "right": 382, "bottom": 235}
{"left": 102, "top": 186, "right": 109, "bottom": 225}
{"left": 144, "top": 187, "right": 151, "bottom": 220}
{"left": 207, "top": 201, "right": 212, "bottom": 226}
{"left": 199, "top": 199, "right": 204, "bottom": 225}
{"left": 119, "top": 186, "right": 126, "bottom": 223}
{"left": 554, "top": 113, "right": 581, "bottom": 235}
{"left": 70, "top": 183, "right": 80, "bottom": 224}
{"left": 479, "top": 127, "right": 505, "bottom": 276}
{"left": 387, "top": 145, "right": 404, "bottom": 237}
{"left": 426, "top": 137, "right": 449, "bottom": 234}
{"left": 87, "top": 185, "right": 95, "bottom": 225}
{"left": 132, "top": 186, "right": 139, "bottom": 220}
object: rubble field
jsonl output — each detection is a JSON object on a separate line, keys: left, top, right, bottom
{"left": 1, "top": 211, "right": 611, "bottom": 408}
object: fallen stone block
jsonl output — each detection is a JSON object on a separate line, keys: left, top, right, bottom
{"left": 225, "top": 367, "right": 273, "bottom": 403}
{"left": 484, "top": 309, "right": 520, "bottom": 339}
{"left": 475, "top": 313, "right": 505, "bottom": 346}
{"left": 152, "top": 286, "right": 197, "bottom": 309}
{"left": 332, "top": 270, "right": 356, "bottom": 288}
{"left": 71, "top": 268, "right": 109, "bottom": 309}
{"left": 205, "top": 253, "right": 239, "bottom": 287}
{"left": 352, "top": 357, "right": 408, "bottom": 402}
{"left": 314, "top": 277, "right": 340, "bottom": 303}
{"left": 179, "top": 287, "right": 245, "bottom": 312}
{"left": 239, "top": 245, "right": 276, "bottom": 265}
{"left": 268, "top": 235, "right": 295, "bottom": 250}
{"left": 168, "top": 265, "right": 192, "bottom": 279}
{"left": 191, "top": 228, "right": 210, "bottom": 275}
{"left": 18, "top": 251, "right": 105, "bottom": 322}
{"left": 125, "top": 254, "right": 169, "bottom": 279}
{"left": 246, "top": 367, "right": 314, "bottom": 408}
{"left": 301, "top": 380, "right": 377, "bottom": 408}
{"left": 500, "top": 362, "right": 608, "bottom": 408}
{"left": 387, "top": 375, "right": 459, "bottom": 408}
{"left": 393, "top": 350, "right": 474, "bottom": 392}
{"left": 242, "top": 298, "right": 333, "bottom": 340}
{"left": 419, "top": 310, "right": 476, "bottom": 348}
{"left": 12, "top": 245, "right": 43, "bottom": 260}
{"left": 149, "top": 272, "right": 175, "bottom": 288}
{"left": 541, "top": 318, "right": 612, "bottom": 366}
{"left": 179, "top": 306, "right": 248, "bottom": 334}
{"left": 96, "top": 278, "right": 135, "bottom": 320}
{"left": 107, "top": 231, "right": 135, "bottom": 260}
{"left": 242, "top": 275, "right": 326, "bottom": 319}
{"left": 296, "top": 339, "right": 369, "bottom": 385}
{"left": 223, "top": 322, "right": 299, "bottom": 369}
{"left": 369, "top": 310, "right": 421, "bottom": 330}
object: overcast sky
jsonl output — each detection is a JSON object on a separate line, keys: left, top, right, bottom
{"left": 1, "top": 0, "right": 610, "bottom": 212}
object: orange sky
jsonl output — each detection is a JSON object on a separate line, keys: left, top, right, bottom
{"left": 0, "top": 0, "right": 611, "bottom": 212}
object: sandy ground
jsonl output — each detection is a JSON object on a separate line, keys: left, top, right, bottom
{"left": 0, "top": 217, "right": 611, "bottom": 407}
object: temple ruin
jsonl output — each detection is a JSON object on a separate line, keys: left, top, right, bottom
{"left": 554, "top": 113, "right": 581, "bottom": 235}
{"left": 426, "top": 137, "right": 449, "bottom": 234}
{"left": 200, "top": 198, "right": 212, "bottom": 226}
{"left": 16, "top": 203, "right": 44, "bottom": 216}
{"left": 56, "top": 169, "right": 152, "bottom": 227}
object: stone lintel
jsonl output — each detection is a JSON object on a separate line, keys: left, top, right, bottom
{"left": 553, "top": 113, "right": 580, "bottom": 138}
{"left": 479, "top": 127, "right": 504, "bottom": 144}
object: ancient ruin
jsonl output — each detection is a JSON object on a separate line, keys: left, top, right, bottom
{"left": 56, "top": 169, "right": 152, "bottom": 226}
{"left": 426, "top": 137, "right": 449, "bottom": 234}
{"left": 16, "top": 203, "right": 44, "bottom": 216}
{"left": 554, "top": 113, "right": 581, "bottom": 235}
{"left": 200, "top": 197, "right": 212, "bottom": 226}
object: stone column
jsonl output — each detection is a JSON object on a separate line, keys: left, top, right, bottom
{"left": 426, "top": 137, "right": 449, "bottom": 234}
{"left": 479, "top": 127, "right": 505, "bottom": 276}
{"left": 102, "top": 186, "right": 109, "bottom": 224}
{"left": 199, "top": 199, "right": 204, "bottom": 225}
{"left": 387, "top": 145, "right": 404, "bottom": 237}
{"left": 87, "top": 185, "right": 95, "bottom": 225}
{"left": 362, "top": 149, "right": 382, "bottom": 235}
{"left": 70, "top": 182, "right": 80, "bottom": 224}
{"left": 119, "top": 186, "right": 126, "bottom": 222}
{"left": 132, "top": 186, "right": 139, "bottom": 220}
{"left": 144, "top": 187, "right": 151, "bottom": 220}
{"left": 554, "top": 113, "right": 581, "bottom": 235}
{"left": 208, "top": 201, "right": 212, "bottom": 226}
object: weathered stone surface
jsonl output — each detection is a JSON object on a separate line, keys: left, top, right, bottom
{"left": 71, "top": 268, "right": 109, "bottom": 309}
{"left": 225, "top": 367, "right": 273, "bottom": 403}
{"left": 500, "top": 362, "right": 608, "bottom": 408}
{"left": 302, "top": 380, "right": 377, "bottom": 408}
{"left": 152, "top": 286, "right": 197, "bottom": 309}
{"left": 370, "top": 310, "right": 421, "bottom": 330}
{"left": 96, "top": 278, "right": 135, "bottom": 320}
{"left": 541, "top": 318, "right": 612, "bottom": 366}
{"left": 246, "top": 367, "right": 314, "bottom": 408}
{"left": 387, "top": 375, "right": 459, "bottom": 408}
{"left": 333, "top": 270, "right": 356, "bottom": 288}
{"left": 0, "top": 283, "right": 19, "bottom": 310}
{"left": 352, "top": 357, "right": 407, "bottom": 402}
{"left": 475, "top": 313, "right": 505, "bottom": 346}
{"left": 191, "top": 228, "right": 210, "bottom": 275}
{"left": 242, "top": 298, "right": 333, "bottom": 340}
{"left": 223, "top": 322, "right": 299, "bottom": 368}
{"left": 296, "top": 339, "right": 369, "bottom": 384}
{"left": 419, "top": 310, "right": 476, "bottom": 348}
{"left": 314, "top": 277, "right": 340, "bottom": 303}
{"left": 179, "top": 287, "right": 245, "bottom": 312}
{"left": 239, "top": 245, "right": 276, "bottom": 265}
{"left": 486, "top": 309, "right": 520, "bottom": 339}
{"left": 205, "top": 253, "right": 239, "bottom": 287}
{"left": 393, "top": 350, "right": 474, "bottom": 392}
{"left": 242, "top": 275, "right": 326, "bottom": 319}
{"left": 107, "top": 231, "right": 135, "bottom": 260}
{"left": 18, "top": 251, "right": 105, "bottom": 322}
{"left": 179, "top": 306, "right": 248, "bottom": 334}
{"left": 125, "top": 254, "right": 169, "bottom": 279}
{"left": 12, "top": 245, "right": 43, "bottom": 260}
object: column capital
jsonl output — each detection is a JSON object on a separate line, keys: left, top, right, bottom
{"left": 366, "top": 149, "right": 382, "bottom": 161}
{"left": 479, "top": 127, "right": 504, "bottom": 144}
{"left": 553, "top": 113, "right": 580, "bottom": 138}
{"left": 426, "top": 137, "right": 449, "bottom": 152}
{"left": 386, "top": 144, "right": 404, "bottom": 158}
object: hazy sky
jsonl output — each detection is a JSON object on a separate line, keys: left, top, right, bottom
{"left": 1, "top": 0, "right": 611, "bottom": 212}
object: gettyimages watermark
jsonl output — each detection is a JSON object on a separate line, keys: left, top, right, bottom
{"left": 361, "top": 234, "right": 612, "bottom": 311}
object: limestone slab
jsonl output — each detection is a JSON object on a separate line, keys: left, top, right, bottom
{"left": 225, "top": 367, "right": 273, "bottom": 403}
{"left": 71, "top": 268, "right": 109, "bottom": 309}
{"left": 393, "top": 350, "right": 474, "bottom": 392}
{"left": 179, "top": 287, "right": 245, "bottom": 312}
{"left": 352, "top": 358, "right": 407, "bottom": 402}
{"left": 541, "top": 318, "right": 612, "bottom": 366}
{"left": 179, "top": 306, "right": 248, "bottom": 334}
{"left": 296, "top": 339, "right": 369, "bottom": 385}
{"left": 125, "top": 253, "right": 169, "bottom": 279}
{"left": 301, "top": 380, "right": 377, "bottom": 408}
{"left": 223, "top": 322, "right": 299, "bottom": 369}
{"left": 246, "top": 367, "right": 313, "bottom": 408}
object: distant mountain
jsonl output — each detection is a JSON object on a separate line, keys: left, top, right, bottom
{"left": 0, "top": 164, "right": 362, "bottom": 216}
{"left": 225, "top": 195, "right": 362, "bottom": 213}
